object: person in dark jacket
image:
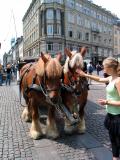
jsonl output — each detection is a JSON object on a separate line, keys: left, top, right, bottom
{"left": 6, "top": 64, "right": 12, "bottom": 86}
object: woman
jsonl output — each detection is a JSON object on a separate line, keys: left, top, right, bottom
{"left": 76, "top": 57, "right": 120, "bottom": 160}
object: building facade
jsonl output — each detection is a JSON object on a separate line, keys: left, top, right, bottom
{"left": 23, "top": 0, "right": 117, "bottom": 64}
{"left": 113, "top": 22, "right": 120, "bottom": 60}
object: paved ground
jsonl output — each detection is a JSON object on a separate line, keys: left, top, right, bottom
{"left": 0, "top": 81, "right": 113, "bottom": 160}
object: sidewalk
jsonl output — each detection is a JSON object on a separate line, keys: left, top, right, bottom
{"left": 0, "top": 82, "right": 112, "bottom": 160}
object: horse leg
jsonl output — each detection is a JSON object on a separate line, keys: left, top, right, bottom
{"left": 64, "top": 117, "right": 76, "bottom": 134}
{"left": 77, "top": 112, "right": 86, "bottom": 134}
{"left": 30, "top": 98, "right": 43, "bottom": 139}
{"left": 46, "top": 107, "right": 59, "bottom": 139}
{"left": 77, "top": 100, "right": 87, "bottom": 134}
{"left": 21, "top": 99, "right": 32, "bottom": 122}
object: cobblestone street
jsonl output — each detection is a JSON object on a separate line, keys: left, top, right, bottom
{"left": 0, "top": 82, "right": 112, "bottom": 160}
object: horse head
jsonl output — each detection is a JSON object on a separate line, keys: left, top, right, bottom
{"left": 64, "top": 47, "right": 87, "bottom": 74}
{"left": 36, "top": 52, "right": 62, "bottom": 104}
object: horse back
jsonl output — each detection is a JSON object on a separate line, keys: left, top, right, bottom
{"left": 20, "top": 63, "right": 41, "bottom": 94}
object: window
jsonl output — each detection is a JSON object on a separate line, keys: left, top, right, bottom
{"left": 57, "top": 25, "right": 61, "bottom": 35}
{"left": 104, "top": 39, "right": 107, "bottom": 44}
{"left": 114, "top": 48, "right": 118, "bottom": 54}
{"left": 83, "top": 6, "right": 90, "bottom": 15}
{"left": 85, "top": 33, "right": 89, "bottom": 41}
{"left": 47, "top": 25, "right": 53, "bottom": 35}
{"left": 98, "top": 24, "right": 102, "bottom": 32}
{"left": 47, "top": 42, "right": 53, "bottom": 51}
{"left": 91, "top": 10, "right": 96, "bottom": 18}
{"left": 69, "top": 31, "right": 73, "bottom": 37}
{"left": 68, "top": 12, "right": 74, "bottom": 23}
{"left": 98, "top": 36, "right": 101, "bottom": 42}
{"left": 115, "top": 30, "right": 117, "bottom": 34}
{"left": 56, "top": 9, "right": 61, "bottom": 20}
{"left": 56, "top": 0, "right": 63, "bottom": 4}
{"left": 97, "top": 13, "right": 102, "bottom": 20}
{"left": 77, "top": 15, "right": 82, "bottom": 26}
{"left": 66, "top": 0, "right": 74, "bottom": 8}
{"left": 93, "top": 34, "right": 97, "bottom": 41}
{"left": 109, "top": 39, "right": 112, "bottom": 44}
{"left": 76, "top": 3, "right": 82, "bottom": 12}
{"left": 114, "top": 38, "right": 118, "bottom": 45}
{"left": 85, "top": 19, "right": 90, "bottom": 28}
{"left": 46, "top": 9, "right": 53, "bottom": 19}
{"left": 77, "top": 32, "right": 82, "bottom": 40}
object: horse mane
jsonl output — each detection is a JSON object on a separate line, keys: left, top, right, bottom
{"left": 35, "top": 54, "right": 62, "bottom": 78}
{"left": 64, "top": 51, "right": 83, "bottom": 73}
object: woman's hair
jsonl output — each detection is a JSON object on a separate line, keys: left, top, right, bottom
{"left": 117, "top": 63, "right": 120, "bottom": 76}
{"left": 103, "top": 57, "right": 119, "bottom": 71}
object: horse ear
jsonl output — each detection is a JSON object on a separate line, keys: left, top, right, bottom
{"left": 41, "top": 52, "right": 48, "bottom": 63}
{"left": 64, "top": 48, "right": 72, "bottom": 58}
{"left": 56, "top": 52, "right": 62, "bottom": 61}
{"left": 80, "top": 47, "right": 87, "bottom": 57}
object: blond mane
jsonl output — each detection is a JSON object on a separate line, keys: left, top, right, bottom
{"left": 64, "top": 51, "right": 83, "bottom": 73}
{"left": 46, "top": 58, "right": 62, "bottom": 79}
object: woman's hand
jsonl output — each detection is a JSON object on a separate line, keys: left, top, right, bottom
{"left": 76, "top": 69, "right": 86, "bottom": 77}
{"left": 98, "top": 99, "right": 107, "bottom": 105}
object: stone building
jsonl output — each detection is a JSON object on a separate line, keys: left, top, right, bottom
{"left": 23, "top": 0, "right": 118, "bottom": 64}
{"left": 113, "top": 20, "right": 120, "bottom": 60}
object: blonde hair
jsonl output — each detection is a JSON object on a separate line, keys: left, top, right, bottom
{"left": 103, "top": 57, "right": 119, "bottom": 70}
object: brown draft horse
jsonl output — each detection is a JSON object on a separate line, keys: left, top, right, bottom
{"left": 61, "top": 47, "right": 88, "bottom": 134}
{"left": 20, "top": 53, "right": 62, "bottom": 139}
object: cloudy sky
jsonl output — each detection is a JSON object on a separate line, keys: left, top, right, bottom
{"left": 0, "top": 0, "right": 120, "bottom": 63}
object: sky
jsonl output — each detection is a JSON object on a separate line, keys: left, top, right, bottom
{"left": 93, "top": 0, "right": 120, "bottom": 18}
{"left": 0, "top": 0, "right": 120, "bottom": 63}
{"left": 0, "top": 0, "right": 32, "bottom": 63}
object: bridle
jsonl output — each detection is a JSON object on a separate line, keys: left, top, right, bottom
{"left": 39, "top": 71, "right": 61, "bottom": 98}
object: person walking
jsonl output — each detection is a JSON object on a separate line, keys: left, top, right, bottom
{"left": 96, "top": 63, "right": 102, "bottom": 75}
{"left": 0, "top": 64, "right": 3, "bottom": 86}
{"left": 87, "top": 61, "right": 94, "bottom": 84}
{"left": 76, "top": 57, "right": 120, "bottom": 160}
{"left": 6, "top": 63, "right": 12, "bottom": 86}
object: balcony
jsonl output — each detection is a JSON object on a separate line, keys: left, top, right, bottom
{"left": 91, "top": 27, "right": 99, "bottom": 33}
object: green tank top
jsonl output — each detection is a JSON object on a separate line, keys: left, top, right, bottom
{"left": 106, "top": 78, "right": 120, "bottom": 115}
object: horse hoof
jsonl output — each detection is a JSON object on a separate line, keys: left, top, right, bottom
{"left": 46, "top": 130, "right": 59, "bottom": 139}
{"left": 30, "top": 130, "right": 43, "bottom": 140}
{"left": 77, "top": 129, "right": 86, "bottom": 134}
{"left": 77, "top": 118, "right": 86, "bottom": 134}
{"left": 64, "top": 125, "right": 76, "bottom": 134}
{"left": 21, "top": 108, "right": 31, "bottom": 122}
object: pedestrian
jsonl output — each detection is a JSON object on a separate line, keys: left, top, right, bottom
{"left": 0, "top": 63, "right": 3, "bottom": 86}
{"left": 76, "top": 57, "right": 120, "bottom": 160}
{"left": 87, "top": 61, "right": 94, "bottom": 84}
{"left": 6, "top": 63, "right": 12, "bottom": 86}
{"left": 96, "top": 63, "right": 102, "bottom": 75}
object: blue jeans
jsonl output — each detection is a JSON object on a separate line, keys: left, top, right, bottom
{"left": 6, "top": 73, "right": 11, "bottom": 85}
